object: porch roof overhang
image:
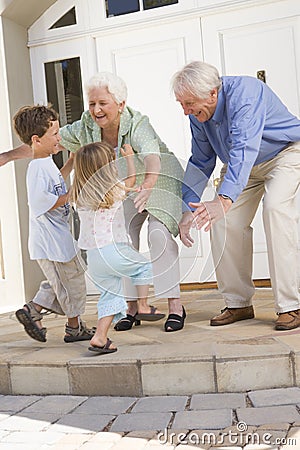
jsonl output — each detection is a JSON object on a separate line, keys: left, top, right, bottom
{"left": 0, "top": 0, "right": 56, "bottom": 27}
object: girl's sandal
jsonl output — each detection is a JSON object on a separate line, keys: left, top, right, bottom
{"left": 164, "top": 306, "right": 186, "bottom": 332}
{"left": 114, "top": 313, "right": 140, "bottom": 331}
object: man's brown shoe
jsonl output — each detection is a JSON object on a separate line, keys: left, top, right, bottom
{"left": 210, "top": 306, "right": 254, "bottom": 326}
{"left": 275, "top": 310, "right": 300, "bottom": 331}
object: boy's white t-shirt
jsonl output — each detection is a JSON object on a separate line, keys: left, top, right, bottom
{"left": 27, "top": 156, "right": 78, "bottom": 262}
{"left": 78, "top": 199, "right": 129, "bottom": 250}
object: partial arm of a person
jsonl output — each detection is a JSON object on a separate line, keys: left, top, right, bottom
{"left": 124, "top": 113, "right": 162, "bottom": 212}
{"left": 59, "top": 147, "right": 74, "bottom": 180}
{"left": 120, "top": 144, "right": 136, "bottom": 189}
{"left": 49, "top": 192, "right": 69, "bottom": 211}
{"left": 134, "top": 154, "right": 161, "bottom": 212}
{"left": 0, "top": 143, "right": 33, "bottom": 166}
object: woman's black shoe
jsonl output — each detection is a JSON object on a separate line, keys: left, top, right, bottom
{"left": 164, "top": 306, "right": 186, "bottom": 332}
{"left": 114, "top": 314, "right": 140, "bottom": 331}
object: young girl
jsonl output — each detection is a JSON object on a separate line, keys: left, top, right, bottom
{"left": 71, "top": 141, "right": 157, "bottom": 354}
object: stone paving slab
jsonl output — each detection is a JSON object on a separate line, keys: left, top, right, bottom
{"left": 49, "top": 413, "right": 115, "bottom": 434}
{"left": 236, "top": 405, "right": 300, "bottom": 426}
{"left": 0, "top": 396, "right": 41, "bottom": 413}
{"left": 110, "top": 412, "right": 172, "bottom": 432}
{"left": 248, "top": 387, "right": 300, "bottom": 407}
{"left": 71, "top": 396, "right": 137, "bottom": 415}
{"left": 190, "top": 393, "right": 246, "bottom": 410}
{"left": 21, "top": 395, "right": 87, "bottom": 414}
{"left": 131, "top": 396, "right": 188, "bottom": 413}
{"left": 172, "top": 409, "right": 232, "bottom": 430}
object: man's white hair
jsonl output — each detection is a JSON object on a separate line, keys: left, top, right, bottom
{"left": 172, "top": 61, "right": 222, "bottom": 99}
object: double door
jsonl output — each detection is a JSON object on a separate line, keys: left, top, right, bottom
{"left": 30, "top": 0, "right": 300, "bottom": 288}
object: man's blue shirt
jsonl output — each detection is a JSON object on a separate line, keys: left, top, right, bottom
{"left": 183, "top": 76, "right": 300, "bottom": 207}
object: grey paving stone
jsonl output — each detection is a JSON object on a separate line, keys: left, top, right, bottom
{"left": 0, "top": 396, "right": 41, "bottom": 413}
{"left": 110, "top": 412, "right": 172, "bottom": 432}
{"left": 49, "top": 413, "right": 114, "bottom": 434}
{"left": 72, "top": 396, "right": 137, "bottom": 415}
{"left": 132, "top": 396, "right": 188, "bottom": 413}
{"left": 172, "top": 409, "right": 232, "bottom": 430}
{"left": 248, "top": 387, "right": 300, "bottom": 407}
{"left": 236, "top": 405, "right": 300, "bottom": 426}
{"left": 190, "top": 393, "right": 246, "bottom": 410}
{"left": 21, "top": 395, "right": 87, "bottom": 414}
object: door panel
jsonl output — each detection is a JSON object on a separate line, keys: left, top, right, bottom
{"left": 95, "top": 18, "right": 202, "bottom": 162}
{"left": 95, "top": 19, "right": 218, "bottom": 282}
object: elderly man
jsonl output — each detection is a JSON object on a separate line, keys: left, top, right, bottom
{"left": 172, "top": 60, "right": 300, "bottom": 330}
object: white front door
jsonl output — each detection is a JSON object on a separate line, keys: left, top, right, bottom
{"left": 94, "top": 18, "right": 220, "bottom": 283}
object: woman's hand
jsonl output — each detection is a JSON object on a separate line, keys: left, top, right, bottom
{"left": 133, "top": 154, "right": 160, "bottom": 213}
{"left": 134, "top": 183, "right": 153, "bottom": 212}
{"left": 179, "top": 211, "right": 195, "bottom": 247}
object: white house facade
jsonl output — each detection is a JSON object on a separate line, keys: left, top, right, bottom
{"left": 0, "top": 0, "right": 299, "bottom": 312}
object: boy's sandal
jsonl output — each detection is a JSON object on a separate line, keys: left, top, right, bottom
{"left": 135, "top": 305, "right": 165, "bottom": 321}
{"left": 114, "top": 313, "right": 141, "bottom": 331}
{"left": 15, "top": 301, "right": 47, "bottom": 342}
{"left": 164, "top": 306, "right": 186, "bottom": 332}
{"left": 64, "top": 319, "right": 96, "bottom": 343}
{"left": 88, "top": 338, "right": 117, "bottom": 355}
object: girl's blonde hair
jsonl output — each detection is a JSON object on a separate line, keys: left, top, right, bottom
{"left": 71, "top": 142, "right": 124, "bottom": 210}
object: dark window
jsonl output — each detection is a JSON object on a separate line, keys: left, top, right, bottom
{"left": 143, "top": 0, "right": 178, "bottom": 9}
{"left": 106, "top": 0, "right": 140, "bottom": 17}
{"left": 44, "top": 57, "right": 83, "bottom": 168}
{"left": 49, "top": 7, "right": 77, "bottom": 29}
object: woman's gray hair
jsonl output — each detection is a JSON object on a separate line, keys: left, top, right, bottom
{"left": 172, "top": 61, "right": 222, "bottom": 99}
{"left": 85, "top": 72, "right": 128, "bottom": 103}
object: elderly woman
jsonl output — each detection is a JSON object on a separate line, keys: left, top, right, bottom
{"left": 2, "top": 72, "right": 186, "bottom": 332}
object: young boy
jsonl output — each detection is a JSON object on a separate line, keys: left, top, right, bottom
{"left": 14, "top": 105, "right": 94, "bottom": 343}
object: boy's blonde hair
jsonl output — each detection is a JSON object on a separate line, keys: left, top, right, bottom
{"left": 71, "top": 142, "right": 124, "bottom": 210}
{"left": 13, "top": 105, "right": 59, "bottom": 146}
